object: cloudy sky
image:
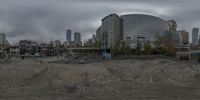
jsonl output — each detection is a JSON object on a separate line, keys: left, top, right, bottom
{"left": 0, "top": 0, "right": 200, "bottom": 43}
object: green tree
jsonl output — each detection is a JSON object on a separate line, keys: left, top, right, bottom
{"left": 163, "top": 39, "right": 176, "bottom": 57}
{"left": 95, "top": 40, "right": 101, "bottom": 48}
{"left": 136, "top": 44, "right": 142, "bottom": 58}
{"left": 120, "top": 46, "right": 132, "bottom": 56}
{"left": 154, "top": 34, "right": 162, "bottom": 48}
{"left": 110, "top": 47, "right": 115, "bottom": 56}
{"left": 144, "top": 43, "right": 152, "bottom": 55}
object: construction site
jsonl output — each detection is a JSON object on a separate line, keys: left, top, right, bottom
{"left": 0, "top": 56, "right": 200, "bottom": 100}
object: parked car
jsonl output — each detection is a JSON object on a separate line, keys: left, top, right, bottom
{"left": 34, "top": 53, "right": 41, "bottom": 57}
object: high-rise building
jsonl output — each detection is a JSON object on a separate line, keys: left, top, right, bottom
{"left": 168, "top": 20, "right": 177, "bottom": 32}
{"left": 192, "top": 28, "right": 199, "bottom": 48}
{"left": 91, "top": 34, "right": 96, "bottom": 44}
{"left": 66, "top": 29, "right": 72, "bottom": 42}
{"left": 0, "top": 33, "right": 6, "bottom": 49}
{"left": 96, "top": 26, "right": 102, "bottom": 48}
{"left": 96, "top": 26, "right": 102, "bottom": 42}
{"left": 170, "top": 31, "right": 181, "bottom": 47}
{"left": 198, "top": 35, "right": 200, "bottom": 45}
{"left": 101, "top": 14, "right": 122, "bottom": 48}
{"left": 179, "top": 30, "right": 189, "bottom": 44}
{"left": 164, "top": 30, "right": 190, "bottom": 52}
{"left": 74, "top": 32, "right": 82, "bottom": 47}
{"left": 74, "top": 32, "right": 81, "bottom": 43}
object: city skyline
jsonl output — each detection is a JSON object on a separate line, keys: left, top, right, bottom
{"left": 0, "top": 0, "right": 200, "bottom": 43}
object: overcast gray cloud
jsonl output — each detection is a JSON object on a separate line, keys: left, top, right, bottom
{"left": 0, "top": 0, "right": 200, "bottom": 43}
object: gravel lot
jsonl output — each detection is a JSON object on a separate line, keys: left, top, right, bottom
{"left": 0, "top": 58, "right": 200, "bottom": 100}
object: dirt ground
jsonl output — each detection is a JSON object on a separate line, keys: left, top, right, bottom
{"left": 0, "top": 58, "right": 200, "bottom": 100}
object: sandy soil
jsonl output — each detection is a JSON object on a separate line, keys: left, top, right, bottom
{"left": 0, "top": 58, "right": 200, "bottom": 100}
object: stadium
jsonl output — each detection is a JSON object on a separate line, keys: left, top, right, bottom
{"left": 120, "top": 14, "right": 169, "bottom": 49}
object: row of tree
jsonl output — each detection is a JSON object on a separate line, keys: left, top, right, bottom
{"left": 109, "top": 35, "right": 176, "bottom": 57}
